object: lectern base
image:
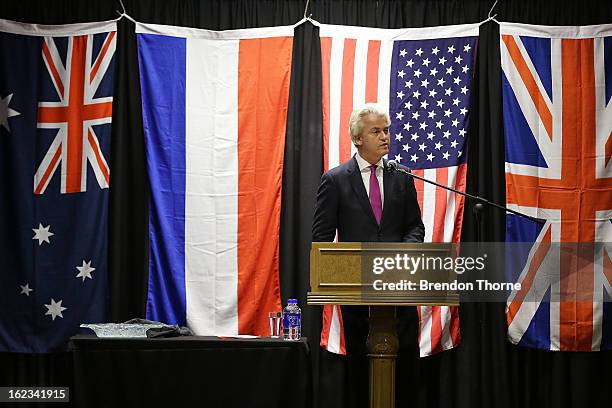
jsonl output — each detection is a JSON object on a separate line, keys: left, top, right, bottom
{"left": 366, "top": 306, "right": 399, "bottom": 408}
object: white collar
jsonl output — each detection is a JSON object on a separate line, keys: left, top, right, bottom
{"left": 355, "top": 152, "right": 384, "bottom": 172}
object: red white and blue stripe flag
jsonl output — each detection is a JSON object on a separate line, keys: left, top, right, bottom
{"left": 318, "top": 22, "right": 479, "bottom": 357}
{"left": 500, "top": 22, "right": 612, "bottom": 351}
{"left": 137, "top": 22, "right": 294, "bottom": 337}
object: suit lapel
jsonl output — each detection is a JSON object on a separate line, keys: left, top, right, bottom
{"left": 348, "top": 157, "right": 378, "bottom": 226}
{"left": 380, "top": 158, "right": 393, "bottom": 226}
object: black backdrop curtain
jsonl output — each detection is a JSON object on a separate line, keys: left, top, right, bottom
{"left": 0, "top": 1, "right": 611, "bottom": 407}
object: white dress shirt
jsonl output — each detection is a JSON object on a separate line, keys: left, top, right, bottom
{"left": 355, "top": 153, "right": 384, "bottom": 206}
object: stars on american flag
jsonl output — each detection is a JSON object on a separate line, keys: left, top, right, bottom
{"left": 390, "top": 38, "right": 476, "bottom": 169}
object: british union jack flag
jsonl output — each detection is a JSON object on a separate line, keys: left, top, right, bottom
{"left": 500, "top": 22, "right": 612, "bottom": 351}
{"left": 34, "top": 30, "right": 115, "bottom": 194}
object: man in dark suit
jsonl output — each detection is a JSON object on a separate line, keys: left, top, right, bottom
{"left": 312, "top": 103, "right": 425, "bottom": 408}
{"left": 312, "top": 105, "right": 425, "bottom": 243}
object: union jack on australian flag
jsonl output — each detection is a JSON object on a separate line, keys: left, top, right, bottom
{"left": 0, "top": 19, "right": 116, "bottom": 352}
{"left": 500, "top": 22, "right": 612, "bottom": 351}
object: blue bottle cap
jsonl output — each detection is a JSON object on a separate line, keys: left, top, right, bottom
{"left": 288, "top": 299, "right": 297, "bottom": 304}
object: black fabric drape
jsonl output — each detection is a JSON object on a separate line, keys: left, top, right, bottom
{"left": 1, "top": 1, "right": 611, "bottom": 408}
{"left": 280, "top": 19, "right": 325, "bottom": 408}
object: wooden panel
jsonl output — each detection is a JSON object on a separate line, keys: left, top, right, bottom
{"left": 308, "top": 242, "right": 459, "bottom": 306}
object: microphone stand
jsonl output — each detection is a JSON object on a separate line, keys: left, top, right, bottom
{"left": 386, "top": 162, "right": 545, "bottom": 226}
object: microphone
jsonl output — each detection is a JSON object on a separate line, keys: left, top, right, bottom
{"left": 385, "top": 160, "right": 544, "bottom": 224}
{"left": 386, "top": 160, "right": 400, "bottom": 173}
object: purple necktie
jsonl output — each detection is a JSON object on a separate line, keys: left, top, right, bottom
{"left": 369, "top": 165, "right": 382, "bottom": 224}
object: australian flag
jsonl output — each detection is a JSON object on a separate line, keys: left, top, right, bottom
{"left": 0, "top": 20, "right": 116, "bottom": 352}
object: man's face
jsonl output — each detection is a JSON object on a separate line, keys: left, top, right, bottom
{"left": 354, "top": 114, "right": 390, "bottom": 163}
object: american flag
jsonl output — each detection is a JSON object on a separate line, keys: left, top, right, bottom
{"left": 0, "top": 20, "right": 115, "bottom": 352}
{"left": 500, "top": 22, "right": 612, "bottom": 351}
{"left": 318, "top": 23, "right": 479, "bottom": 357}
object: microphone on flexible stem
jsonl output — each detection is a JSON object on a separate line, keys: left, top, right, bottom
{"left": 386, "top": 160, "right": 544, "bottom": 225}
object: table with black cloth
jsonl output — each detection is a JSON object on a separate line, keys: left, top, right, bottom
{"left": 69, "top": 335, "right": 311, "bottom": 408}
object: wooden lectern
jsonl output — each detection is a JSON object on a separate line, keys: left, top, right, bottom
{"left": 307, "top": 242, "right": 459, "bottom": 408}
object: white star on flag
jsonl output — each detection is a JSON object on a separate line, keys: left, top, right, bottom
{"left": 76, "top": 260, "right": 96, "bottom": 281}
{"left": 0, "top": 93, "right": 20, "bottom": 132}
{"left": 20, "top": 283, "right": 33, "bottom": 296}
{"left": 32, "top": 223, "right": 54, "bottom": 245}
{"left": 44, "top": 299, "right": 67, "bottom": 321}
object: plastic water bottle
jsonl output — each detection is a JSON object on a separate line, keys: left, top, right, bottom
{"left": 283, "top": 299, "right": 301, "bottom": 340}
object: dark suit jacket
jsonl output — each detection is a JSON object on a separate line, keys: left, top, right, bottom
{"left": 311, "top": 157, "right": 425, "bottom": 408}
{"left": 312, "top": 156, "right": 425, "bottom": 243}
